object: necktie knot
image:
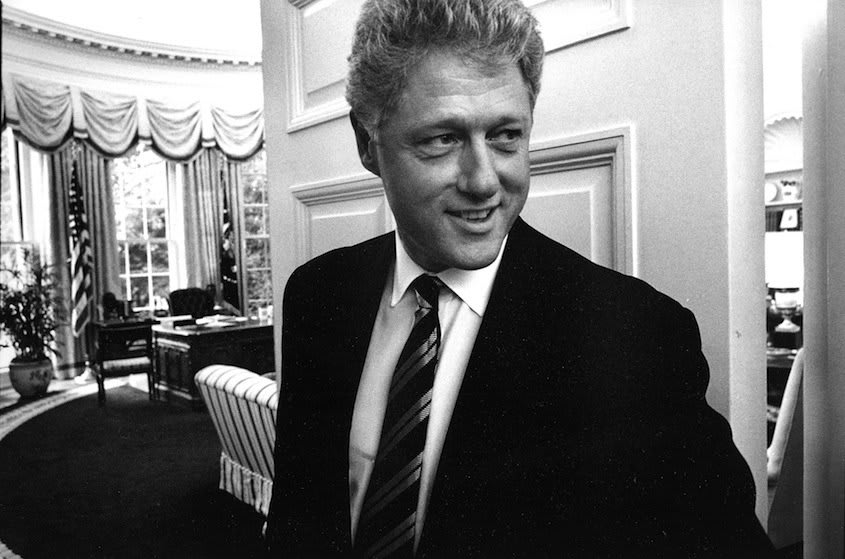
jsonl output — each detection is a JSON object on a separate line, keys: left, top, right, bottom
{"left": 411, "top": 274, "right": 440, "bottom": 311}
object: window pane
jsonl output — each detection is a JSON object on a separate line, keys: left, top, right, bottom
{"left": 151, "top": 275, "right": 170, "bottom": 311}
{"left": 150, "top": 242, "right": 169, "bottom": 272}
{"left": 130, "top": 277, "right": 149, "bottom": 308}
{"left": 114, "top": 206, "right": 126, "bottom": 240}
{"left": 128, "top": 243, "right": 148, "bottom": 273}
{"left": 245, "top": 238, "right": 270, "bottom": 268}
{"left": 247, "top": 269, "right": 272, "bottom": 301}
{"left": 242, "top": 175, "right": 265, "bottom": 204}
{"left": 147, "top": 208, "right": 167, "bottom": 238}
{"left": 144, "top": 169, "right": 167, "bottom": 206}
{"left": 243, "top": 207, "right": 266, "bottom": 235}
{"left": 122, "top": 178, "right": 147, "bottom": 207}
{"left": 0, "top": 205, "right": 13, "bottom": 242}
{"left": 1, "top": 130, "right": 21, "bottom": 243}
{"left": 125, "top": 208, "right": 144, "bottom": 238}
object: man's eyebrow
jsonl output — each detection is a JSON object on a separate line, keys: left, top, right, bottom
{"left": 412, "top": 114, "right": 529, "bottom": 131}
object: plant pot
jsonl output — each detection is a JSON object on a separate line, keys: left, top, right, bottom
{"left": 9, "top": 356, "right": 54, "bottom": 398}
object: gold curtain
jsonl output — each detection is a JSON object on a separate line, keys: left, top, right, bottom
{"left": 46, "top": 142, "right": 120, "bottom": 378}
{"left": 180, "top": 149, "right": 242, "bottom": 296}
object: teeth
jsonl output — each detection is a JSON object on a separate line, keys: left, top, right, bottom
{"left": 460, "top": 209, "right": 491, "bottom": 221}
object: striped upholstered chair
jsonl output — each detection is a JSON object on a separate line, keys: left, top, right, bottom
{"left": 195, "top": 364, "right": 278, "bottom": 516}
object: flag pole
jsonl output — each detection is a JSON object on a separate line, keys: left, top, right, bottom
{"left": 68, "top": 140, "right": 96, "bottom": 383}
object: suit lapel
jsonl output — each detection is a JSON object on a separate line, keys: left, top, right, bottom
{"left": 342, "top": 232, "right": 396, "bottom": 394}
{"left": 330, "top": 232, "right": 395, "bottom": 550}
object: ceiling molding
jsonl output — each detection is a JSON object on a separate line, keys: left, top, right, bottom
{"left": 2, "top": 5, "right": 260, "bottom": 67}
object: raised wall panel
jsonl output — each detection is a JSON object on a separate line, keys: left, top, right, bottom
{"left": 524, "top": 0, "right": 631, "bottom": 53}
{"left": 291, "top": 174, "right": 391, "bottom": 261}
{"left": 527, "top": 128, "right": 632, "bottom": 273}
{"left": 523, "top": 165, "right": 613, "bottom": 267}
{"left": 285, "top": 0, "right": 364, "bottom": 132}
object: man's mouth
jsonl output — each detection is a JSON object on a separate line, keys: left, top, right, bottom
{"left": 450, "top": 208, "right": 494, "bottom": 222}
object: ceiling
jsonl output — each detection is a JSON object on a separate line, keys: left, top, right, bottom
{"left": 2, "top": 0, "right": 263, "bottom": 63}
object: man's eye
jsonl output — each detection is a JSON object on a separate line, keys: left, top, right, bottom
{"left": 488, "top": 129, "right": 523, "bottom": 146}
{"left": 417, "top": 134, "right": 460, "bottom": 156}
{"left": 426, "top": 134, "right": 459, "bottom": 146}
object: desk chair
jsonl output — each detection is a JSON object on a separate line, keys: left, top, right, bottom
{"left": 94, "top": 320, "right": 154, "bottom": 406}
{"left": 767, "top": 347, "right": 805, "bottom": 549}
{"left": 168, "top": 287, "right": 215, "bottom": 318}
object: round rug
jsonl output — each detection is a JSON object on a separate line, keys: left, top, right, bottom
{"left": 0, "top": 384, "right": 268, "bottom": 559}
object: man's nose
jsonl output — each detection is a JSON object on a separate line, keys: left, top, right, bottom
{"left": 457, "top": 140, "right": 498, "bottom": 198}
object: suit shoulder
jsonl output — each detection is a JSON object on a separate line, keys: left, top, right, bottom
{"left": 287, "top": 232, "right": 392, "bottom": 291}
{"left": 512, "top": 219, "right": 687, "bottom": 317}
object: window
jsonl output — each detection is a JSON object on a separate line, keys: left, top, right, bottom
{"left": 239, "top": 149, "right": 272, "bottom": 315}
{"left": 111, "top": 144, "right": 174, "bottom": 313}
{"left": 1, "top": 129, "right": 26, "bottom": 282}
{"left": 1, "top": 129, "right": 27, "bottom": 371}
{"left": 1, "top": 129, "right": 23, "bottom": 245}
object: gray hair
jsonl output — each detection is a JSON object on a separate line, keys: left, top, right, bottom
{"left": 346, "top": 0, "right": 544, "bottom": 131}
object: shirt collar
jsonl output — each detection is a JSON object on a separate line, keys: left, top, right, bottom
{"left": 391, "top": 233, "right": 507, "bottom": 317}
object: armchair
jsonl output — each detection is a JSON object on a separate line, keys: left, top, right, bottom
{"left": 195, "top": 364, "right": 277, "bottom": 516}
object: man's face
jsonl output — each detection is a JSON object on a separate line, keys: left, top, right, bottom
{"left": 355, "top": 51, "right": 533, "bottom": 272}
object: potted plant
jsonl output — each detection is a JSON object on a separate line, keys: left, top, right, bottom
{"left": 0, "top": 249, "right": 64, "bottom": 398}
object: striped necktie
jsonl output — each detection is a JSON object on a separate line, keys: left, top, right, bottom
{"left": 356, "top": 274, "right": 441, "bottom": 558}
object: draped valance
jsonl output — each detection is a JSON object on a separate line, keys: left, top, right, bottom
{"left": 1, "top": 75, "right": 264, "bottom": 162}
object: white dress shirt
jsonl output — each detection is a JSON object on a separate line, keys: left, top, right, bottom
{"left": 348, "top": 234, "right": 506, "bottom": 548}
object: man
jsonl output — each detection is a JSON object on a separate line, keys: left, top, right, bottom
{"left": 266, "top": 0, "right": 774, "bottom": 557}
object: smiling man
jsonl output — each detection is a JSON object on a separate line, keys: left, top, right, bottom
{"left": 353, "top": 51, "right": 533, "bottom": 273}
{"left": 265, "top": 1, "right": 774, "bottom": 557}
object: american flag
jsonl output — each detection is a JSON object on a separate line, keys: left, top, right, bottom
{"left": 220, "top": 168, "right": 240, "bottom": 310}
{"left": 68, "top": 157, "right": 93, "bottom": 337}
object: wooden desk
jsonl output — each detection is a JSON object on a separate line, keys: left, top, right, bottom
{"left": 152, "top": 319, "right": 274, "bottom": 407}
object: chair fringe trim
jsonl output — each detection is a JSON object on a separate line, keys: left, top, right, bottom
{"left": 220, "top": 451, "right": 274, "bottom": 516}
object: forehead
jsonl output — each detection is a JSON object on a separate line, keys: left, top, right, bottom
{"left": 384, "top": 51, "right": 532, "bottom": 131}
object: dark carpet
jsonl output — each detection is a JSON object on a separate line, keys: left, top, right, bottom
{"left": 0, "top": 385, "right": 269, "bottom": 559}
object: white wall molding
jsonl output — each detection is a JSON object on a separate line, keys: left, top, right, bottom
{"left": 1, "top": 28, "right": 264, "bottom": 120}
{"left": 284, "top": 0, "right": 361, "bottom": 133}
{"left": 290, "top": 172, "right": 389, "bottom": 261}
{"left": 290, "top": 172, "right": 383, "bottom": 204}
{"left": 2, "top": 7, "right": 259, "bottom": 66}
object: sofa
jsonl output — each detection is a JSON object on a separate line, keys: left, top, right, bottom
{"left": 195, "top": 364, "right": 278, "bottom": 516}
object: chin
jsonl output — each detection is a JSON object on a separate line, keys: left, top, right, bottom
{"left": 450, "top": 247, "right": 502, "bottom": 271}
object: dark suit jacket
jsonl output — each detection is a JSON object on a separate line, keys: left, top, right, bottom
{"left": 266, "top": 218, "right": 773, "bottom": 558}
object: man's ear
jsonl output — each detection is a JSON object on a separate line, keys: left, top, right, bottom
{"left": 350, "top": 111, "right": 380, "bottom": 176}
